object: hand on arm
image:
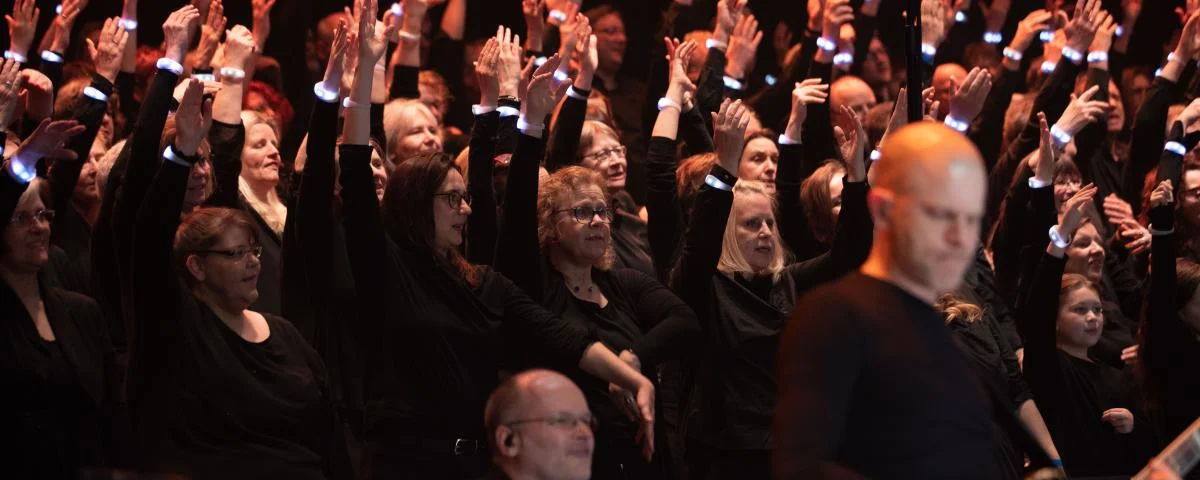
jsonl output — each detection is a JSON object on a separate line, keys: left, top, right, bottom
{"left": 88, "top": 18, "right": 131, "bottom": 84}
{"left": 713, "top": 98, "right": 751, "bottom": 174}
{"left": 782, "top": 78, "right": 828, "bottom": 142}
{"left": 523, "top": 0, "right": 546, "bottom": 53}
{"left": 194, "top": 0, "right": 226, "bottom": 71}
{"left": 162, "top": 5, "right": 201, "bottom": 64}
{"left": 5, "top": 0, "right": 39, "bottom": 60}
{"left": 1047, "top": 184, "right": 1098, "bottom": 257}
{"left": 725, "top": 13, "right": 763, "bottom": 80}
{"left": 173, "top": 80, "right": 214, "bottom": 156}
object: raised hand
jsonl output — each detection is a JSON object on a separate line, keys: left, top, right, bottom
{"left": 321, "top": 21, "right": 350, "bottom": 93}
{"left": 1010, "top": 10, "right": 1053, "bottom": 55}
{"left": 980, "top": 0, "right": 1011, "bottom": 33}
{"left": 221, "top": 25, "right": 257, "bottom": 72}
{"left": 665, "top": 38, "right": 698, "bottom": 96}
{"left": 1176, "top": 0, "right": 1198, "bottom": 25}
{"left": 921, "top": 0, "right": 948, "bottom": 49}
{"left": 163, "top": 5, "right": 201, "bottom": 63}
{"left": 575, "top": 33, "right": 598, "bottom": 90}
{"left": 823, "top": 0, "right": 853, "bottom": 42}
{"left": 557, "top": 4, "right": 583, "bottom": 53}
{"left": 474, "top": 38, "right": 500, "bottom": 107}
{"left": 523, "top": 0, "right": 546, "bottom": 52}
{"left": 174, "top": 80, "right": 214, "bottom": 156}
{"left": 1117, "top": 221, "right": 1151, "bottom": 255}
{"left": 1031, "top": 112, "right": 1056, "bottom": 185}
{"left": 713, "top": 99, "right": 751, "bottom": 174}
{"left": 252, "top": 0, "right": 277, "bottom": 50}
{"left": 1150, "top": 180, "right": 1174, "bottom": 208}
{"left": 558, "top": 13, "right": 588, "bottom": 77}
{"left": 88, "top": 18, "right": 131, "bottom": 83}
{"left": 521, "top": 54, "right": 568, "bottom": 122}
{"left": 47, "top": 0, "right": 85, "bottom": 54}
{"left": 400, "top": 0, "right": 429, "bottom": 40}
{"left": 19, "top": 69, "right": 53, "bottom": 120}
{"left": 1057, "top": 183, "right": 1099, "bottom": 242}
{"left": 946, "top": 67, "right": 993, "bottom": 126}
{"left": 195, "top": 0, "right": 226, "bottom": 70}
{"left": 12, "top": 119, "right": 86, "bottom": 168}
{"left": 878, "top": 87, "right": 909, "bottom": 147}
{"left": 0, "top": 59, "right": 23, "bottom": 127}
{"left": 1054, "top": 85, "right": 1109, "bottom": 138}
{"left": 1175, "top": 12, "right": 1200, "bottom": 61}
{"left": 1089, "top": 11, "right": 1116, "bottom": 55}
{"left": 833, "top": 104, "right": 867, "bottom": 181}
{"left": 726, "top": 13, "right": 763, "bottom": 80}
{"left": 496, "top": 26, "right": 524, "bottom": 100}
{"left": 714, "top": 0, "right": 746, "bottom": 46}
{"left": 358, "top": 0, "right": 396, "bottom": 70}
{"left": 1064, "top": 0, "right": 1103, "bottom": 55}
{"left": 1103, "top": 193, "right": 1134, "bottom": 225}
{"left": 5, "top": 0, "right": 39, "bottom": 58}
{"left": 783, "top": 78, "right": 828, "bottom": 141}
{"left": 1101, "top": 408, "right": 1134, "bottom": 434}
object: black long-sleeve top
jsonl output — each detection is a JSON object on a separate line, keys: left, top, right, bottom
{"left": 1140, "top": 184, "right": 1200, "bottom": 445}
{"left": 496, "top": 130, "right": 699, "bottom": 439}
{"left": 972, "top": 66, "right": 1024, "bottom": 173}
{"left": 1015, "top": 252, "right": 1155, "bottom": 477}
{"left": 46, "top": 73, "right": 115, "bottom": 296}
{"left": 91, "top": 65, "right": 180, "bottom": 350}
{"left": 0, "top": 171, "right": 118, "bottom": 479}
{"left": 546, "top": 87, "right": 590, "bottom": 174}
{"left": 671, "top": 165, "right": 872, "bottom": 450}
{"left": 128, "top": 151, "right": 351, "bottom": 480}
{"left": 961, "top": 245, "right": 1024, "bottom": 351}
{"left": 644, "top": 110, "right": 714, "bottom": 282}
{"left": 336, "top": 142, "right": 598, "bottom": 446}
{"left": 1126, "top": 76, "right": 1183, "bottom": 217}
{"left": 774, "top": 272, "right": 1000, "bottom": 479}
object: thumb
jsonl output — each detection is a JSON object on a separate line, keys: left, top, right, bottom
{"left": 86, "top": 38, "right": 97, "bottom": 57}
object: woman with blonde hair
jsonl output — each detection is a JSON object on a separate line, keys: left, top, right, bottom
{"left": 382, "top": 98, "right": 442, "bottom": 166}
{"left": 671, "top": 98, "right": 872, "bottom": 478}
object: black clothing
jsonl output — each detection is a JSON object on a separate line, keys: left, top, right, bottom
{"left": 1016, "top": 252, "right": 1155, "bottom": 477}
{"left": 129, "top": 154, "right": 351, "bottom": 479}
{"left": 336, "top": 143, "right": 599, "bottom": 478}
{"left": 775, "top": 273, "right": 1001, "bottom": 479}
{"left": 595, "top": 74, "right": 649, "bottom": 205}
{"left": 672, "top": 165, "right": 871, "bottom": 458}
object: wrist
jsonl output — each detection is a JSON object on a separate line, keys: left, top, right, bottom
{"left": 714, "top": 31, "right": 731, "bottom": 46}
{"left": 1049, "top": 224, "right": 1072, "bottom": 249}
{"left": 498, "top": 81, "right": 519, "bottom": 99}
{"left": 164, "top": 47, "right": 186, "bottom": 64}
{"left": 3, "top": 50, "right": 28, "bottom": 63}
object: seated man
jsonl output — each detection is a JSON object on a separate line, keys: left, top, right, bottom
{"left": 485, "top": 369, "right": 596, "bottom": 480}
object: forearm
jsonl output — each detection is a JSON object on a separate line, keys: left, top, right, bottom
{"left": 344, "top": 69, "right": 373, "bottom": 145}
{"left": 545, "top": 92, "right": 588, "bottom": 172}
{"left": 579, "top": 343, "right": 648, "bottom": 392}
{"left": 440, "top": 0, "right": 466, "bottom": 41}
{"left": 1018, "top": 400, "right": 1061, "bottom": 461}
{"left": 495, "top": 133, "right": 545, "bottom": 296}
{"left": 465, "top": 112, "right": 500, "bottom": 266}
{"left": 212, "top": 76, "right": 245, "bottom": 125}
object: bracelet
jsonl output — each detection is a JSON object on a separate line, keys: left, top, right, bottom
{"left": 7, "top": 157, "right": 35, "bottom": 183}
{"left": 944, "top": 114, "right": 969, "bottom": 133}
{"left": 920, "top": 43, "right": 937, "bottom": 63}
{"left": 533, "top": 56, "right": 549, "bottom": 67}
{"left": 517, "top": 115, "right": 546, "bottom": 137}
{"left": 162, "top": 145, "right": 194, "bottom": 167}
{"left": 553, "top": 70, "right": 569, "bottom": 83}
{"left": 548, "top": 9, "right": 568, "bottom": 23}
{"left": 833, "top": 52, "right": 853, "bottom": 67}
{"left": 764, "top": 74, "right": 778, "bottom": 86}
{"left": 567, "top": 86, "right": 589, "bottom": 100}
{"left": 869, "top": 148, "right": 881, "bottom": 161}
{"left": 705, "top": 38, "right": 728, "bottom": 50}
{"left": 722, "top": 75, "right": 744, "bottom": 90}
{"left": 816, "top": 36, "right": 837, "bottom": 53}
{"left": 342, "top": 97, "right": 368, "bottom": 109}
{"left": 1040, "top": 60, "right": 1057, "bottom": 74}
{"left": 1050, "top": 459, "right": 1064, "bottom": 468}
{"left": 1115, "top": 25, "right": 1123, "bottom": 38}
{"left": 191, "top": 72, "right": 216, "bottom": 82}
{"left": 1028, "top": 176, "right": 1050, "bottom": 189}
{"left": 657, "top": 97, "right": 682, "bottom": 111}
{"left": 313, "top": 81, "right": 340, "bottom": 102}
{"left": 705, "top": 174, "right": 734, "bottom": 191}
{"left": 1049, "top": 225, "right": 1071, "bottom": 249}
{"left": 119, "top": 18, "right": 138, "bottom": 31}
{"left": 219, "top": 67, "right": 246, "bottom": 81}
{"left": 391, "top": 2, "right": 402, "bottom": 16}
{"left": 40, "top": 50, "right": 64, "bottom": 63}
{"left": 56, "top": 4, "right": 62, "bottom": 14}
{"left": 955, "top": 10, "right": 967, "bottom": 23}
{"left": 1049, "top": 125, "right": 1073, "bottom": 148}
{"left": 83, "top": 86, "right": 109, "bottom": 102}
{"left": 497, "top": 105, "right": 521, "bottom": 117}
{"left": 397, "top": 30, "right": 420, "bottom": 42}
{"left": 1002, "top": 47, "right": 1023, "bottom": 62}
{"left": 1165, "top": 141, "right": 1187, "bottom": 156}
{"left": 471, "top": 104, "right": 496, "bottom": 115}
{"left": 778, "top": 133, "right": 800, "bottom": 145}
{"left": 983, "top": 31, "right": 1003, "bottom": 44}
{"left": 157, "top": 57, "right": 184, "bottom": 75}
{"left": 1086, "top": 51, "right": 1108, "bottom": 64}
{"left": 3, "top": 50, "right": 27, "bottom": 63}
{"left": 1039, "top": 30, "right": 1054, "bottom": 43}
{"left": 1060, "top": 47, "right": 1084, "bottom": 64}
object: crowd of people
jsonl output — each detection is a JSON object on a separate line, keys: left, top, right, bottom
{"left": 1, "top": 0, "right": 1198, "bottom": 478}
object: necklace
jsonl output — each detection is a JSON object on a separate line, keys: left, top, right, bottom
{"left": 568, "top": 282, "right": 596, "bottom": 294}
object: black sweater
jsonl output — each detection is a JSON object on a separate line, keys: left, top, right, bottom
{"left": 1016, "top": 252, "right": 1155, "bottom": 477}
{"left": 336, "top": 143, "right": 598, "bottom": 453}
{"left": 775, "top": 273, "right": 1000, "bottom": 479}
{"left": 129, "top": 153, "right": 351, "bottom": 480}
{"left": 671, "top": 165, "right": 872, "bottom": 450}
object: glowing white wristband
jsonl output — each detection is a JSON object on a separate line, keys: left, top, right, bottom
{"left": 157, "top": 58, "right": 184, "bottom": 75}
{"left": 1165, "top": 141, "right": 1187, "bottom": 156}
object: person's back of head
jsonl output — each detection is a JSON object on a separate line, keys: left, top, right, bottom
{"left": 867, "top": 123, "right": 987, "bottom": 302}
{"left": 485, "top": 370, "right": 594, "bottom": 480}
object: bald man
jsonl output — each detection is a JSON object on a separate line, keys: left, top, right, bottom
{"left": 934, "top": 63, "right": 969, "bottom": 119}
{"left": 485, "top": 370, "right": 595, "bottom": 480}
{"left": 774, "top": 124, "right": 1002, "bottom": 478}
{"left": 830, "top": 75, "right": 877, "bottom": 125}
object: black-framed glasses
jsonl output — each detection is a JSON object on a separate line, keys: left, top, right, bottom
{"left": 434, "top": 191, "right": 473, "bottom": 208}
{"left": 556, "top": 206, "right": 612, "bottom": 224}
{"left": 507, "top": 413, "right": 597, "bottom": 431}
{"left": 9, "top": 209, "right": 55, "bottom": 227}
{"left": 195, "top": 245, "right": 263, "bottom": 263}
{"left": 581, "top": 145, "right": 626, "bottom": 163}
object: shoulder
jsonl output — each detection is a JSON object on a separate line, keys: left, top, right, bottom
{"left": 47, "top": 287, "right": 103, "bottom": 317}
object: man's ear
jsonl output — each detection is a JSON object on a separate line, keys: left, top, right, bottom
{"left": 495, "top": 425, "right": 519, "bottom": 457}
{"left": 867, "top": 187, "right": 895, "bottom": 229}
{"left": 185, "top": 254, "right": 207, "bottom": 282}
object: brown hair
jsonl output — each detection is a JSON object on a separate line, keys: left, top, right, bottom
{"left": 1060, "top": 273, "right": 1100, "bottom": 304}
{"left": 577, "top": 121, "right": 622, "bottom": 162}
{"left": 676, "top": 153, "right": 717, "bottom": 203}
{"left": 244, "top": 81, "right": 294, "bottom": 137}
{"left": 801, "top": 161, "right": 847, "bottom": 246}
{"left": 382, "top": 152, "right": 477, "bottom": 284}
{"left": 172, "top": 207, "right": 260, "bottom": 286}
{"left": 159, "top": 116, "right": 215, "bottom": 201}
{"left": 537, "top": 166, "right": 615, "bottom": 270}
{"left": 936, "top": 292, "right": 984, "bottom": 325}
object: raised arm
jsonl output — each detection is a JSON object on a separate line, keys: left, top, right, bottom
{"left": 203, "top": 25, "right": 256, "bottom": 209}
{"left": 801, "top": 0, "right": 853, "bottom": 164}
{"left": 776, "top": 79, "right": 829, "bottom": 259}
{"left": 388, "top": 0, "right": 427, "bottom": 97}
{"left": 463, "top": 36, "right": 505, "bottom": 266}
{"left": 645, "top": 39, "right": 698, "bottom": 279}
{"left": 1139, "top": 181, "right": 1192, "bottom": 398}
{"left": 546, "top": 20, "right": 596, "bottom": 173}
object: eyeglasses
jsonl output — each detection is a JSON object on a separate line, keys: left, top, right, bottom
{"left": 195, "top": 245, "right": 264, "bottom": 263}
{"left": 434, "top": 191, "right": 472, "bottom": 208}
{"left": 508, "top": 413, "right": 597, "bottom": 431}
{"left": 581, "top": 145, "right": 626, "bottom": 163}
{"left": 9, "top": 209, "right": 55, "bottom": 227}
{"left": 556, "top": 206, "right": 613, "bottom": 224}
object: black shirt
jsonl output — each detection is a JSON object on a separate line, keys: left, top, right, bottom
{"left": 775, "top": 273, "right": 1001, "bottom": 479}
